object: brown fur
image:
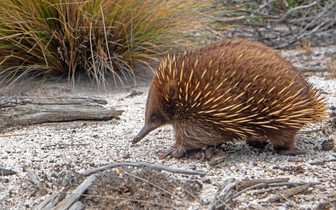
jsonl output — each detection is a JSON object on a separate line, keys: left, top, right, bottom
{"left": 133, "top": 39, "right": 328, "bottom": 158}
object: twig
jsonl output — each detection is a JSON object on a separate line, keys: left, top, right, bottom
{"left": 34, "top": 189, "right": 67, "bottom": 210}
{"left": 215, "top": 181, "right": 320, "bottom": 209}
{"left": 41, "top": 143, "right": 90, "bottom": 150}
{"left": 25, "top": 168, "right": 47, "bottom": 196}
{"left": 280, "top": 1, "right": 317, "bottom": 21}
{"left": 215, "top": 183, "right": 267, "bottom": 209}
{"left": 300, "top": 67, "right": 328, "bottom": 73}
{"left": 229, "top": 183, "right": 268, "bottom": 202}
{"left": 210, "top": 178, "right": 237, "bottom": 210}
{"left": 310, "top": 158, "right": 336, "bottom": 165}
{"left": 268, "top": 181, "right": 320, "bottom": 187}
{"left": 216, "top": 1, "right": 336, "bottom": 47}
{"left": 219, "top": 179, "right": 238, "bottom": 201}
{"left": 0, "top": 168, "right": 16, "bottom": 176}
{"left": 236, "top": 178, "right": 290, "bottom": 191}
{"left": 82, "top": 162, "right": 207, "bottom": 177}
{"left": 251, "top": 187, "right": 280, "bottom": 195}
{"left": 255, "top": 0, "right": 277, "bottom": 13}
{"left": 275, "top": 191, "right": 298, "bottom": 207}
{"left": 268, "top": 184, "right": 311, "bottom": 202}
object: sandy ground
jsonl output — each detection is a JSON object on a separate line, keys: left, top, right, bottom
{"left": 0, "top": 47, "right": 336, "bottom": 210}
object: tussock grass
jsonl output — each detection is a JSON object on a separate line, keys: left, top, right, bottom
{"left": 0, "top": 0, "right": 209, "bottom": 88}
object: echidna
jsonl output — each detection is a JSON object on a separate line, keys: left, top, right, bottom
{"left": 132, "top": 39, "right": 328, "bottom": 158}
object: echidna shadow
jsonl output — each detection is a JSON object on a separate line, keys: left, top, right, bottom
{"left": 133, "top": 39, "right": 328, "bottom": 158}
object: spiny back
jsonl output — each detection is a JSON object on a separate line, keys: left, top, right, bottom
{"left": 151, "top": 39, "right": 327, "bottom": 138}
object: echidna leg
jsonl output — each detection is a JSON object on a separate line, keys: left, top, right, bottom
{"left": 246, "top": 136, "right": 269, "bottom": 149}
{"left": 269, "top": 130, "right": 306, "bottom": 155}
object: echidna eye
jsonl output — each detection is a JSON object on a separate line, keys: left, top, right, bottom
{"left": 151, "top": 115, "right": 158, "bottom": 123}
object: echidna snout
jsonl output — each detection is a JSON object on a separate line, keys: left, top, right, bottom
{"left": 132, "top": 116, "right": 162, "bottom": 144}
{"left": 132, "top": 125, "right": 152, "bottom": 144}
{"left": 132, "top": 39, "right": 328, "bottom": 158}
{"left": 133, "top": 85, "right": 170, "bottom": 144}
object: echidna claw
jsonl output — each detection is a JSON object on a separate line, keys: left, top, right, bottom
{"left": 159, "top": 148, "right": 174, "bottom": 159}
{"left": 159, "top": 146, "right": 187, "bottom": 159}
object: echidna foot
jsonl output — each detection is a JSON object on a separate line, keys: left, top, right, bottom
{"left": 159, "top": 146, "right": 186, "bottom": 159}
{"left": 246, "top": 140, "right": 269, "bottom": 149}
{"left": 159, "top": 146, "right": 216, "bottom": 159}
{"left": 170, "top": 146, "right": 187, "bottom": 158}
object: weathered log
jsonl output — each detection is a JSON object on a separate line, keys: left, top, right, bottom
{"left": 0, "top": 96, "right": 123, "bottom": 131}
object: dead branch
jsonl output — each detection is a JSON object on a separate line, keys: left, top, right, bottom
{"left": 280, "top": 1, "right": 318, "bottom": 22}
{"left": 25, "top": 168, "right": 47, "bottom": 197}
{"left": 212, "top": 0, "right": 336, "bottom": 48}
{"left": 268, "top": 184, "right": 311, "bottom": 202}
{"left": 214, "top": 179, "right": 320, "bottom": 209}
{"left": 236, "top": 178, "right": 290, "bottom": 191}
{"left": 0, "top": 168, "right": 16, "bottom": 176}
{"left": 34, "top": 188, "right": 68, "bottom": 210}
{"left": 82, "top": 162, "right": 207, "bottom": 177}
{"left": 52, "top": 175, "right": 97, "bottom": 210}
{"left": 214, "top": 178, "right": 237, "bottom": 209}
{"left": 0, "top": 96, "right": 123, "bottom": 132}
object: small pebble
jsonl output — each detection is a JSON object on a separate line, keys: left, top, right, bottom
{"left": 321, "top": 139, "right": 334, "bottom": 151}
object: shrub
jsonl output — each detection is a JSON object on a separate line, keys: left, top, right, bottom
{"left": 0, "top": 0, "right": 209, "bottom": 88}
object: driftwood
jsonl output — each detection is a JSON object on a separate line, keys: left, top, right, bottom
{"left": 0, "top": 96, "right": 123, "bottom": 131}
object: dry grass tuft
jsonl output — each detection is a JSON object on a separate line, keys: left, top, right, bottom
{"left": 0, "top": 0, "right": 210, "bottom": 88}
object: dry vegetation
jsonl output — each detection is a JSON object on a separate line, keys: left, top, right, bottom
{"left": 0, "top": 0, "right": 210, "bottom": 88}
{"left": 0, "top": 0, "right": 335, "bottom": 88}
{"left": 210, "top": 0, "right": 336, "bottom": 48}
{"left": 82, "top": 168, "right": 202, "bottom": 209}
